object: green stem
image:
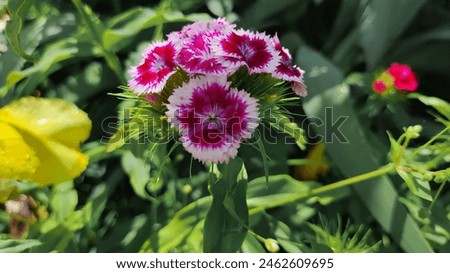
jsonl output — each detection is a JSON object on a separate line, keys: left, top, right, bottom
{"left": 397, "top": 165, "right": 431, "bottom": 175}
{"left": 311, "top": 164, "right": 394, "bottom": 196}
{"left": 152, "top": 22, "right": 164, "bottom": 41}
{"left": 249, "top": 163, "right": 395, "bottom": 214}
{"left": 429, "top": 182, "right": 446, "bottom": 210}
{"left": 396, "top": 135, "right": 411, "bottom": 165}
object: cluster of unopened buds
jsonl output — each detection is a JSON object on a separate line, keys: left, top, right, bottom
{"left": 372, "top": 62, "right": 418, "bottom": 94}
{"left": 127, "top": 18, "right": 306, "bottom": 164}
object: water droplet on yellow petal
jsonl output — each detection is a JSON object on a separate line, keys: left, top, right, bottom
{"left": 0, "top": 122, "right": 39, "bottom": 181}
{"left": 0, "top": 97, "right": 91, "bottom": 185}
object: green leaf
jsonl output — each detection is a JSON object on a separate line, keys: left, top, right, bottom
{"left": 255, "top": 134, "right": 269, "bottom": 186}
{"left": 103, "top": 7, "right": 159, "bottom": 52}
{"left": 0, "top": 239, "right": 41, "bottom": 253}
{"left": 184, "top": 221, "right": 204, "bottom": 252}
{"left": 48, "top": 62, "right": 117, "bottom": 104}
{"left": 0, "top": 179, "right": 18, "bottom": 203}
{"left": 399, "top": 195, "right": 450, "bottom": 251}
{"left": 206, "top": 0, "right": 233, "bottom": 17}
{"left": 142, "top": 197, "right": 211, "bottom": 253}
{"left": 103, "top": 8, "right": 209, "bottom": 52}
{"left": 269, "top": 216, "right": 304, "bottom": 253}
{"left": 399, "top": 42, "right": 450, "bottom": 78}
{"left": 203, "top": 158, "right": 249, "bottom": 252}
{"left": 97, "top": 213, "right": 152, "bottom": 252}
{"left": 299, "top": 46, "right": 433, "bottom": 253}
{"left": 409, "top": 93, "right": 450, "bottom": 120}
{"left": 358, "top": 0, "right": 427, "bottom": 69}
{"left": 247, "top": 174, "right": 319, "bottom": 210}
{"left": 241, "top": 233, "right": 266, "bottom": 253}
{"left": 71, "top": 0, "right": 124, "bottom": 82}
{"left": 71, "top": 0, "right": 104, "bottom": 47}
{"left": 323, "top": 0, "right": 360, "bottom": 53}
{"left": 1, "top": 16, "right": 46, "bottom": 96}
{"left": 387, "top": 132, "right": 402, "bottom": 163}
{"left": 50, "top": 181, "right": 78, "bottom": 223}
{"left": 396, "top": 169, "right": 432, "bottom": 202}
{"left": 121, "top": 150, "right": 151, "bottom": 200}
{"left": 388, "top": 26, "right": 450, "bottom": 64}
{"left": 3, "top": 38, "right": 96, "bottom": 96}
{"left": 5, "top": 0, "right": 36, "bottom": 63}
{"left": 34, "top": 208, "right": 89, "bottom": 252}
{"left": 240, "top": 0, "right": 298, "bottom": 29}
{"left": 85, "top": 183, "right": 109, "bottom": 230}
{"left": 249, "top": 211, "right": 304, "bottom": 253}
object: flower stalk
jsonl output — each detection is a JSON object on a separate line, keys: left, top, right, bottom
{"left": 249, "top": 164, "right": 396, "bottom": 214}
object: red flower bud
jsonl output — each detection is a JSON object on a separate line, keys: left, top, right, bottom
{"left": 387, "top": 63, "right": 418, "bottom": 92}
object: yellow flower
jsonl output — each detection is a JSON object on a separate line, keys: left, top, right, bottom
{"left": 0, "top": 97, "right": 91, "bottom": 185}
{"left": 294, "top": 143, "right": 329, "bottom": 181}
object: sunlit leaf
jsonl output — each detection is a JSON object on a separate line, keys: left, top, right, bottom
{"left": 0, "top": 239, "right": 41, "bottom": 253}
{"left": 50, "top": 181, "right": 78, "bottom": 222}
{"left": 121, "top": 150, "right": 151, "bottom": 200}
{"left": 409, "top": 93, "right": 450, "bottom": 120}
{"left": 71, "top": 0, "right": 124, "bottom": 82}
{"left": 142, "top": 197, "right": 211, "bottom": 253}
{"left": 2, "top": 38, "right": 96, "bottom": 96}
{"left": 206, "top": 0, "right": 233, "bottom": 17}
{"left": 5, "top": 0, "right": 36, "bottom": 63}
{"left": 33, "top": 209, "right": 89, "bottom": 252}
{"left": 104, "top": 7, "right": 210, "bottom": 53}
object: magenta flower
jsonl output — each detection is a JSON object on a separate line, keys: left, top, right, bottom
{"left": 166, "top": 76, "right": 259, "bottom": 163}
{"left": 169, "top": 19, "right": 235, "bottom": 75}
{"left": 372, "top": 80, "right": 388, "bottom": 93}
{"left": 167, "top": 18, "right": 235, "bottom": 49}
{"left": 176, "top": 33, "right": 229, "bottom": 75}
{"left": 387, "top": 63, "right": 418, "bottom": 92}
{"left": 270, "top": 35, "right": 307, "bottom": 96}
{"left": 271, "top": 35, "right": 303, "bottom": 82}
{"left": 292, "top": 80, "right": 308, "bottom": 97}
{"left": 128, "top": 41, "right": 178, "bottom": 94}
{"left": 145, "top": 93, "right": 160, "bottom": 105}
{"left": 213, "top": 29, "right": 280, "bottom": 75}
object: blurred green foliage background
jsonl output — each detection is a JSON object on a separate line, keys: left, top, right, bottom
{"left": 0, "top": 0, "right": 449, "bottom": 253}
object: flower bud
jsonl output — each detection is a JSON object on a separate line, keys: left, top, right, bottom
{"left": 405, "top": 125, "right": 422, "bottom": 139}
{"left": 421, "top": 172, "right": 433, "bottom": 182}
{"left": 182, "top": 184, "right": 192, "bottom": 194}
{"left": 434, "top": 173, "right": 447, "bottom": 184}
{"left": 418, "top": 208, "right": 430, "bottom": 219}
{"left": 264, "top": 238, "right": 280, "bottom": 253}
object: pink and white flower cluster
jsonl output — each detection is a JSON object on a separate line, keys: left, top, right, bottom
{"left": 128, "top": 19, "right": 306, "bottom": 164}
